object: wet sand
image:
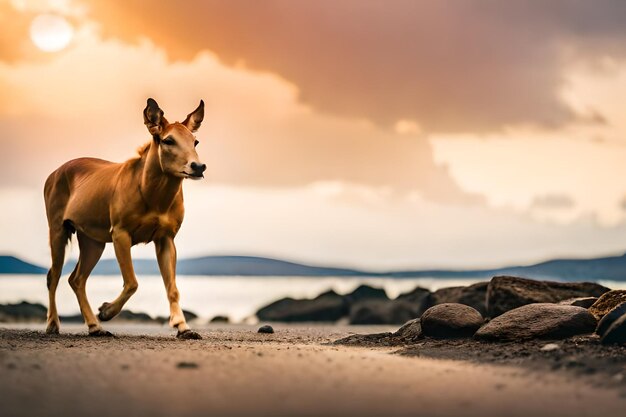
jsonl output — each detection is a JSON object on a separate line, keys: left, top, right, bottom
{"left": 1, "top": 323, "right": 625, "bottom": 417}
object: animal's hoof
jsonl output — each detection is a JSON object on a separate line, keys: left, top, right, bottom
{"left": 98, "top": 302, "right": 115, "bottom": 321}
{"left": 177, "top": 329, "right": 202, "bottom": 340}
{"left": 89, "top": 329, "right": 114, "bottom": 337}
{"left": 45, "top": 322, "right": 60, "bottom": 335}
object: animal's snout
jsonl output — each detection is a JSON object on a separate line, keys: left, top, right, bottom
{"left": 190, "top": 162, "right": 206, "bottom": 174}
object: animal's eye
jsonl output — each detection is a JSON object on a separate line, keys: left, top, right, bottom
{"left": 194, "top": 140, "right": 199, "bottom": 147}
{"left": 162, "top": 137, "right": 175, "bottom": 145}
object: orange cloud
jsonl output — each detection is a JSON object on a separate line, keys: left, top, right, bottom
{"left": 82, "top": 0, "right": 626, "bottom": 133}
{"left": 0, "top": 25, "right": 474, "bottom": 205}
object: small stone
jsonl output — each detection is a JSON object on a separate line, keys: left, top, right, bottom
{"left": 210, "top": 315, "right": 230, "bottom": 323}
{"left": 176, "top": 361, "right": 198, "bottom": 369}
{"left": 258, "top": 325, "right": 274, "bottom": 334}
{"left": 393, "top": 318, "right": 422, "bottom": 341}
{"left": 540, "top": 343, "right": 561, "bottom": 352}
{"left": 558, "top": 297, "right": 598, "bottom": 308}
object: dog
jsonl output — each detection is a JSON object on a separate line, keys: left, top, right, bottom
{"left": 43, "top": 98, "right": 205, "bottom": 339}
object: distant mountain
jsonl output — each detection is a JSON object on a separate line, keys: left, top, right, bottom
{"left": 0, "top": 256, "right": 47, "bottom": 274}
{"left": 62, "top": 256, "right": 368, "bottom": 277}
{"left": 4, "top": 252, "right": 626, "bottom": 281}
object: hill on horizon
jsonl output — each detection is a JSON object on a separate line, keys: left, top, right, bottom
{"left": 1, "top": 252, "right": 625, "bottom": 281}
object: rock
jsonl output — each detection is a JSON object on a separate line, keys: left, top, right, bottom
{"left": 348, "top": 299, "right": 423, "bottom": 325}
{"left": 396, "top": 286, "right": 431, "bottom": 305}
{"left": 183, "top": 310, "right": 199, "bottom": 322}
{"left": 430, "top": 282, "right": 489, "bottom": 316}
{"left": 601, "top": 313, "right": 626, "bottom": 345}
{"left": 0, "top": 301, "right": 47, "bottom": 322}
{"left": 558, "top": 297, "right": 598, "bottom": 308}
{"left": 258, "top": 325, "right": 274, "bottom": 334}
{"left": 72, "top": 310, "right": 155, "bottom": 323}
{"left": 392, "top": 318, "right": 422, "bottom": 341}
{"left": 589, "top": 290, "right": 626, "bottom": 320}
{"left": 332, "top": 332, "right": 394, "bottom": 346}
{"left": 486, "top": 276, "right": 609, "bottom": 318}
{"left": 540, "top": 343, "right": 561, "bottom": 352}
{"left": 334, "top": 318, "right": 423, "bottom": 346}
{"left": 113, "top": 310, "right": 155, "bottom": 322}
{"left": 153, "top": 311, "right": 199, "bottom": 325}
{"left": 349, "top": 287, "right": 430, "bottom": 325}
{"left": 475, "top": 303, "right": 597, "bottom": 341}
{"left": 420, "top": 303, "right": 484, "bottom": 339}
{"left": 176, "top": 361, "right": 199, "bottom": 369}
{"left": 256, "top": 290, "right": 347, "bottom": 322}
{"left": 596, "top": 301, "right": 626, "bottom": 336}
{"left": 344, "top": 285, "right": 388, "bottom": 304}
{"left": 59, "top": 313, "right": 84, "bottom": 323}
{"left": 210, "top": 315, "right": 230, "bottom": 323}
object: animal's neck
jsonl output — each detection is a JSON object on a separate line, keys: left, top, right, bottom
{"left": 140, "top": 141, "right": 182, "bottom": 212}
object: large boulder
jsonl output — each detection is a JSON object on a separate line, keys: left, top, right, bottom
{"left": 420, "top": 303, "right": 484, "bottom": 339}
{"left": 349, "top": 287, "right": 430, "bottom": 325}
{"left": 0, "top": 301, "right": 47, "bottom": 322}
{"left": 475, "top": 303, "right": 597, "bottom": 341}
{"left": 114, "top": 310, "right": 155, "bottom": 322}
{"left": 486, "top": 276, "right": 609, "bottom": 318}
{"left": 596, "top": 301, "right": 626, "bottom": 336}
{"left": 396, "top": 286, "right": 431, "bottom": 304}
{"left": 344, "top": 285, "right": 388, "bottom": 304}
{"left": 349, "top": 299, "right": 418, "bottom": 324}
{"left": 601, "top": 313, "right": 626, "bottom": 345}
{"left": 589, "top": 290, "right": 626, "bottom": 320}
{"left": 430, "top": 282, "right": 488, "bottom": 315}
{"left": 256, "top": 289, "right": 347, "bottom": 322}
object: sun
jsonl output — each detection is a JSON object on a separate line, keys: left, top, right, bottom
{"left": 29, "top": 14, "right": 74, "bottom": 53}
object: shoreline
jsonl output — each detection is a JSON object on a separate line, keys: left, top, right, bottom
{"left": 2, "top": 324, "right": 626, "bottom": 417}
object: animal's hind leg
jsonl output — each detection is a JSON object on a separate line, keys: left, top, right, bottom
{"left": 69, "top": 232, "right": 108, "bottom": 336}
{"left": 46, "top": 227, "right": 68, "bottom": 334}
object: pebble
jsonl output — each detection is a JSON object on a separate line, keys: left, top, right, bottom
{"left": 258, "top": 325, "right": 274, "bottom": 334}
{"left": 540, "top": 343, "right": 561, "bottom": 352}
{"left": 176, "top": 361, "right": 199, "bottom": 369}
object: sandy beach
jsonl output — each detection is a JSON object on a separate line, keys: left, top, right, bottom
{"left": 1, "top": 323, "right": 625, "bottom": 417}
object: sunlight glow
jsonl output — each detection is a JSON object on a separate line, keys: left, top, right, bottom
{"left": 29, "top": 14, "right": 73, "bottom": 52}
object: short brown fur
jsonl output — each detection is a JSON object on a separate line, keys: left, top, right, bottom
{"left": 44, "top": 98, "right": 206, "bottom": 338}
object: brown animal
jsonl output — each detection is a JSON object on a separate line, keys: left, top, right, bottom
{"left": 43, "top": 98, "right": 206, "bottom": 339}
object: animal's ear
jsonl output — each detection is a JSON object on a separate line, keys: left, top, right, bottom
{"left": 143, "top": 98, "right": 168, "bottom": 137}
{"left": 182, "top": 100, "right": 204, "bottom": 133}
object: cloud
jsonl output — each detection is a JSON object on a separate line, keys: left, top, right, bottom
{"left": 531, "top": 194, "right": 576, "bottom": 209}
{"left": 78, "top": 0, "right": 626, "bottom": 133}
{"left": 0, "top": 24, "right": 475, "bottom": 204}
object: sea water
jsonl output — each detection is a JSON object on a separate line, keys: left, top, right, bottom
{"left": 1, "top": 275, "right": 624, "bottom": 323}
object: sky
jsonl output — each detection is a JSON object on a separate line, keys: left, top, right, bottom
{"left": 2, "top": 0, "right": 626, "bottom": 270}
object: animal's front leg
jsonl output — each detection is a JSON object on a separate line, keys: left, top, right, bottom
{"left": 155, "top": 236, "right": 201, "bottom": 340}
{"left": 98, "top": 229, "right": 139, "bottom": 321}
